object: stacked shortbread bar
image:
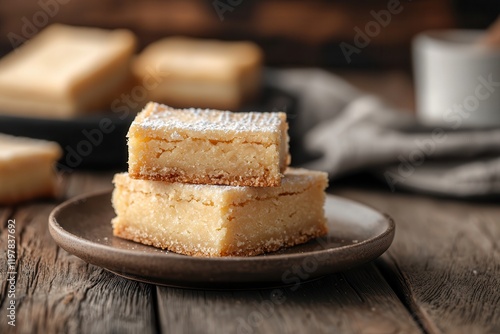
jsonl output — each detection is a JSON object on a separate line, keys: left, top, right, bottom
{"left": 112, "top": 102, "right": 328, "bottom": 257}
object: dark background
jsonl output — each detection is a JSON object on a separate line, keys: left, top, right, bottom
{"left": 1, "top": 0, "right": 499, "bottom": 68}
{"left": 0, "top": 0, "right": 498, "bottom": 169}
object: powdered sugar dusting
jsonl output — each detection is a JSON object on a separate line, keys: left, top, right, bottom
{"left": 136, "top": 102, "right": 284, "bottom": 133}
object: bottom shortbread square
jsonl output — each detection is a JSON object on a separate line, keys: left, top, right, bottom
{"left": 111, "top": 168, "right": 328, "bottom": 257}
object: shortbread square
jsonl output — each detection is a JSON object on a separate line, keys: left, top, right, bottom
{"left": 132, "top": 36, "right": 262, "bottom": 110}
{"left": 0, "top": 134, "right": 62, "bottom": 204}
{"left": 127, "top": 102, "right": 290, "bottom": 187}
{"left": 0, "top": 24, "right": 136, "bottom": 118}
{"left": 111, "top": 168, "right": 328, "bottom": 257}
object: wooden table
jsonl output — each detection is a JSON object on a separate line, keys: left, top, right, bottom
{"left": 1, "top": 72, "right": 499, "bottom": 334}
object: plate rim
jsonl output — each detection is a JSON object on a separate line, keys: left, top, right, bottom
{"left": 49, "top": 190, "right": 395, "bottom": 264}
{"left": 48, "top": 189, "right": 396, "bottom": 289}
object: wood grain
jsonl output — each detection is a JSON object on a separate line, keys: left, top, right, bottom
{"left": 156, "top": 265, "right": 421, "bottom": 334}
{"left": 2, "top": 168, "right": 498, "bottom": 332}
{"left": 335, "top": 187, "right": 500, "bottom": 334}
{"left": 0, "top": 173, "right": 157, "bottom": 334}
{"left": 334, "top": 68, "right": 500, "bottom": 334}
{"left": 0, "top": 172, "right": 425, "bottom": 333}
{"left": 0, "top": 0, "right": 455, "bottom": 66}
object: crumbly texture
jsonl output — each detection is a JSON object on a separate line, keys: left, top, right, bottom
{"left": 0, "top": 134, "right": 62, "bottom": 204}
{"left": 128, "top": 102, "right": 290, "bottom": 187}
{"left": 0, "top": 24, "right": 136, "bottom": 118}
{"left": 111, "top": 168, "right": 328, "bottom": 257}
{"left": 132, "top": 36, "right": 262, "bottom": 110}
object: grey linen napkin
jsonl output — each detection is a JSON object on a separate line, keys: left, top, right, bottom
{"left": 266, "top": 69, "right": 500, "bottom": 197}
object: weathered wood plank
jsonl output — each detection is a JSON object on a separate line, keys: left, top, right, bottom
{"left": 156, "top": 264, "right": 422, "bottom": 334}
{"left": 335, "top": 187, "right": 500, "bottom": 334}
{"left": 0, "top": 173, "right": 157, "bottom": 334}
{"left": 6, "top": 169, "right": 498, "bottom": 333}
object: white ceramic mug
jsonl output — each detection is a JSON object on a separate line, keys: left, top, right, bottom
{"left": 413, "top": 30, "right": 500, "bottom": 128}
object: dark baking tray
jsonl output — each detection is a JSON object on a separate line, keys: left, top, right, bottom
{"left": 0, "top": 86, "right": 299, "bottom": 169}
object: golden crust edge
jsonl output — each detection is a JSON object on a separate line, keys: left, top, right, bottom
{"left": 128, "top": 170, "right": 282, "bottom": 187}
{"left": 113, "top": 220, "right": 328, "bottom": 257}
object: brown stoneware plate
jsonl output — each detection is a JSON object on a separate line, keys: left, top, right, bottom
{"left": 49, "top": 191, "right": 395, "bottom": 289}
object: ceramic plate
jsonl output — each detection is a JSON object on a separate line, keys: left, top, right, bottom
{"left": 49, "top": 191, "right": 395, "bottom": 289}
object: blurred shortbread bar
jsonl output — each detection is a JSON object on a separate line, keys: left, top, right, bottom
{"left": 128, "top": 102, "right": 289, "bottom": 187}
{"left": 112, "top": 169, "right": 328, "bottom": 257}
{"left": 0, "top": 134, "right": 62, "bottom": 204}
{"left": 0, "top": 24, "right": 136, "bottom": 118}
{"left": 132, "top": 36, "right": 262, "bottom": 110}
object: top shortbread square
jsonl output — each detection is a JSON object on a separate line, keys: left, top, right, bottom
{"left": 127, "top": 102, "right": 289, "bottom": 187}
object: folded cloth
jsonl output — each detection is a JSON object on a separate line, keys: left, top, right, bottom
{"left": 266, "top": 69, "right": 500, "bottom": 197}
